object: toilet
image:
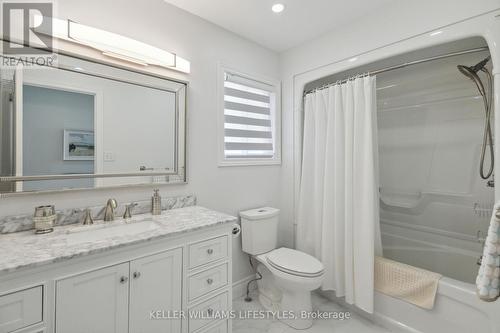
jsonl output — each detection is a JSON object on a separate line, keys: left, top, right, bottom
{"left": 240, "top": 207, "right": 324, "bottom": 330}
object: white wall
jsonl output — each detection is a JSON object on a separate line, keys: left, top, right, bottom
{"left": 279, "top": 0, "right": 500, "bottom": 249}
{"left": 22, "top": 85, "right": 95, "bottom": 191}
{"left": 0, "top": 0, "right": 281, "bottom": 283}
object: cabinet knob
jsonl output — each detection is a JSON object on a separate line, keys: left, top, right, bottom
{"left": 120, "top": 276, "right": 129, "bottom": 284}
{"left": 207, "top": 248, "right": 214, "bottom": 255}
{"left": 133, "top": 271, "right": 141, "bottom": 279}
{"left": 206, "top": 278, "right": 214, "bottom": 285}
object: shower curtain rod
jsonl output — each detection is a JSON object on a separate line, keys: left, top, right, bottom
{"left": 304, "top": 47, "right": 489, "bottom": 96}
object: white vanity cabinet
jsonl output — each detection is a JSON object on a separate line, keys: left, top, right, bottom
{"left": 129, "top": 248, "right": 182, "bottom": 333}
{"left": 0, "top": 219, "right": 234, "bottom": 333}
{"left": 0, "top": 286, "right": 43, "bottom": 333}
{"left": 55, "top": 263, "right": 130, "bottom": 333}
{"left": 56, "top": 248, "right": 183, "bottom": 333}
{"left": 186, "top": 236, "right": 231, "bottom": 333}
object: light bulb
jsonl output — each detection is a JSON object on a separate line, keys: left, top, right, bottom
{"left": 272, "top": 3, "right": 285, "bottom": 13}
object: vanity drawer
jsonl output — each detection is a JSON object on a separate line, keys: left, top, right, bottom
{"left": 189, "top": 236, "right": 228, "bottom": 269}
{"left": 199, "top": 320, "right": 227, "bottom": 333}
{"left": 189, "top": 292, "right": 228, "bottom": 332}
{"left": 0, "top": 286, "right": 43, "bottom": 333}
{"left": 188, "top": 263, "right": 228, "bottom": 300}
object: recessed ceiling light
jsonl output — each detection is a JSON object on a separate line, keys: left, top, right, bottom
{"left": 272, "top": 3, "right": 285, "bottom": 13}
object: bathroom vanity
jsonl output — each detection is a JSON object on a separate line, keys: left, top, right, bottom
{"left": 0, "top": 206, "right": 236, "bottom": 333}
{"left": 0, "top": 15, "right": 230, "bottom": 333}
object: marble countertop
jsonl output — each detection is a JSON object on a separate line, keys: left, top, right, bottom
{"left": 0, "top": 206, "right": 237, "bottom": 275}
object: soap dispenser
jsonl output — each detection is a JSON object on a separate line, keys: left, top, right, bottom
{"left": 151, "top": 189, "right": 162, "bottom": 215}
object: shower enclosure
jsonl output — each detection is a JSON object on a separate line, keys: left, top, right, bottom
{"left": 294, "top": 11, "right": 500, "bottom": 330}
{"left": 377, "top": 46, "right": 494, "bottom": 284}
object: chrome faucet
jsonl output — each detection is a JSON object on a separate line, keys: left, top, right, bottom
{"left": 123, "top": 202, "right": 138, "bottom": 219}
{"left": 104, "top": 199, "right": 118, "bottom": 222}
{"left": 82, "top": 208, "right": 94, "bottom": 225}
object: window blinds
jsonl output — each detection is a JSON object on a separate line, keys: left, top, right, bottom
{"left": 223, "top": 73, "right": 275, "bottom": 159}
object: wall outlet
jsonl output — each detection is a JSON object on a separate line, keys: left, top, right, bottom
{"left": 103, "top": 152, "right": 115, "bottom": 162}
{"left": 153, "top": 176, "right": 166, "bottom": 183}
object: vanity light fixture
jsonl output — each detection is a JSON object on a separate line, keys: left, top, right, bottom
{"left": 67, "top": 20, "right": 175, "bottom": 67}
{"left": 34, "top": 15, "right": 190, "bottom": 73}
{"left": 271, "top": 3, "right": 285, "bottom": 13}
{"left": 101, "top": 51, "right": 150, "bottom": 67}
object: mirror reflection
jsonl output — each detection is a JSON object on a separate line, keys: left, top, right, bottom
{"left": 0, "top": 51, "right": 186, "bottom": 194}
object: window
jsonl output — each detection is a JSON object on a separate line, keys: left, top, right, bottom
{"left": 218, "top": 66, "right": 281, "bottom": 166}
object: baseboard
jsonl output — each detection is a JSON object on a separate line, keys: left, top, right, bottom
{"left": 232, "top": 274, "right": 258, "bottom": 300}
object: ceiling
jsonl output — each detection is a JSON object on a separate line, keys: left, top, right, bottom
{"left": 163, "top": 0, "right": 394, "bottom": 52}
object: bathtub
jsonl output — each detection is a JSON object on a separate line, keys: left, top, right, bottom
{"left": 382, "top": 230, "right": 479, "bottom": 284}
{"left": 375, "top": 230, "right": 500, "bottom": 332}
{"left": 320, "top": 267, "right": 500, "bottom": 333}
{"left": 373, "top": 277, "right": 500, "bottom": 333}
{"left": 320, "top": 227, "right": 500, "bottom": 332}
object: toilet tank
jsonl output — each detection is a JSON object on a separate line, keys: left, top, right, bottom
{"left": 240, "top": 207, "right": 280, "bottom": 255}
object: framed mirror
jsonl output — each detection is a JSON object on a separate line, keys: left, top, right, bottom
{"left": 0, "top": 44, "right": 187, "bottom": 196}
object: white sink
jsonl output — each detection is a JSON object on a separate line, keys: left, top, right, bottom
{"left": 66, "top": 220, "right": 159, "bottom": 245}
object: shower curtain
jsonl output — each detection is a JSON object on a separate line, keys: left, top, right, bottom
{"left": 297, "top": 76, "right": 382, "bottom": 313}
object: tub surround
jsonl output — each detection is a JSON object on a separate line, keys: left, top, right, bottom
{"left": 0, "top": 205, "right": 236, "bottom": 274}
{"left": 0, "top": 194, "right": 196, "bottom": 234}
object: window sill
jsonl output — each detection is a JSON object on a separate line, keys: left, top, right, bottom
{"left": 218, "top": 159, "right": 281, "bottom": 167}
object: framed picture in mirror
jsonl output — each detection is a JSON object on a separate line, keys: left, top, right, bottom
{"left": 63, "top": 129, "right": 95, "bottom": 161}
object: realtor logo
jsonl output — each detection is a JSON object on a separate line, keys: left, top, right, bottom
{"left": 2, "top": 2, "right": 53, "bottom": 54}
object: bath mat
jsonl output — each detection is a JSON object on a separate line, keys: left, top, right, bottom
{"left": 476, "top": 204, "right": 500, "bottom": 301}
{"left": 375, "top": 256, "right": 442, "bottom": 309}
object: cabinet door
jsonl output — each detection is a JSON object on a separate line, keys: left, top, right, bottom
{"left": 129, "top": 248, "right": 182, "bottom": 333}
{"left": 55, "top": 263, "right": 129, "bottom": 333}
{"left": 0, "top": 286, "right": 43, "bottom": 333}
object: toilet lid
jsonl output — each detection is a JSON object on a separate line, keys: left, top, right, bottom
{"left": 266, "top": 248, "right": 324, "bottom": 277}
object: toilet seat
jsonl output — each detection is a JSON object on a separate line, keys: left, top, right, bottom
{"left": 265, "top": 248, "right": 324, "bottom": 278}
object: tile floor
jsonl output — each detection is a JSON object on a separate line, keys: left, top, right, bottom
{"left": 233, "top": 292, "right": 394, "bottom": 333}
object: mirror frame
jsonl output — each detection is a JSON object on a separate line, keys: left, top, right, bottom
{"left": 0, "top": 40, "right": 188, "bottom": 197}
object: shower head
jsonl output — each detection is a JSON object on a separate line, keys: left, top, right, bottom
{"left": 457, "top": 56, "right": 491, "bottom": 96}
{"left": 457, "top": 55, "right": 494, "bottom": 180}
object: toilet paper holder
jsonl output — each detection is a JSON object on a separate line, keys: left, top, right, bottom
{"left": 231, "top": 224, "right": 241, "bottom": 237}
